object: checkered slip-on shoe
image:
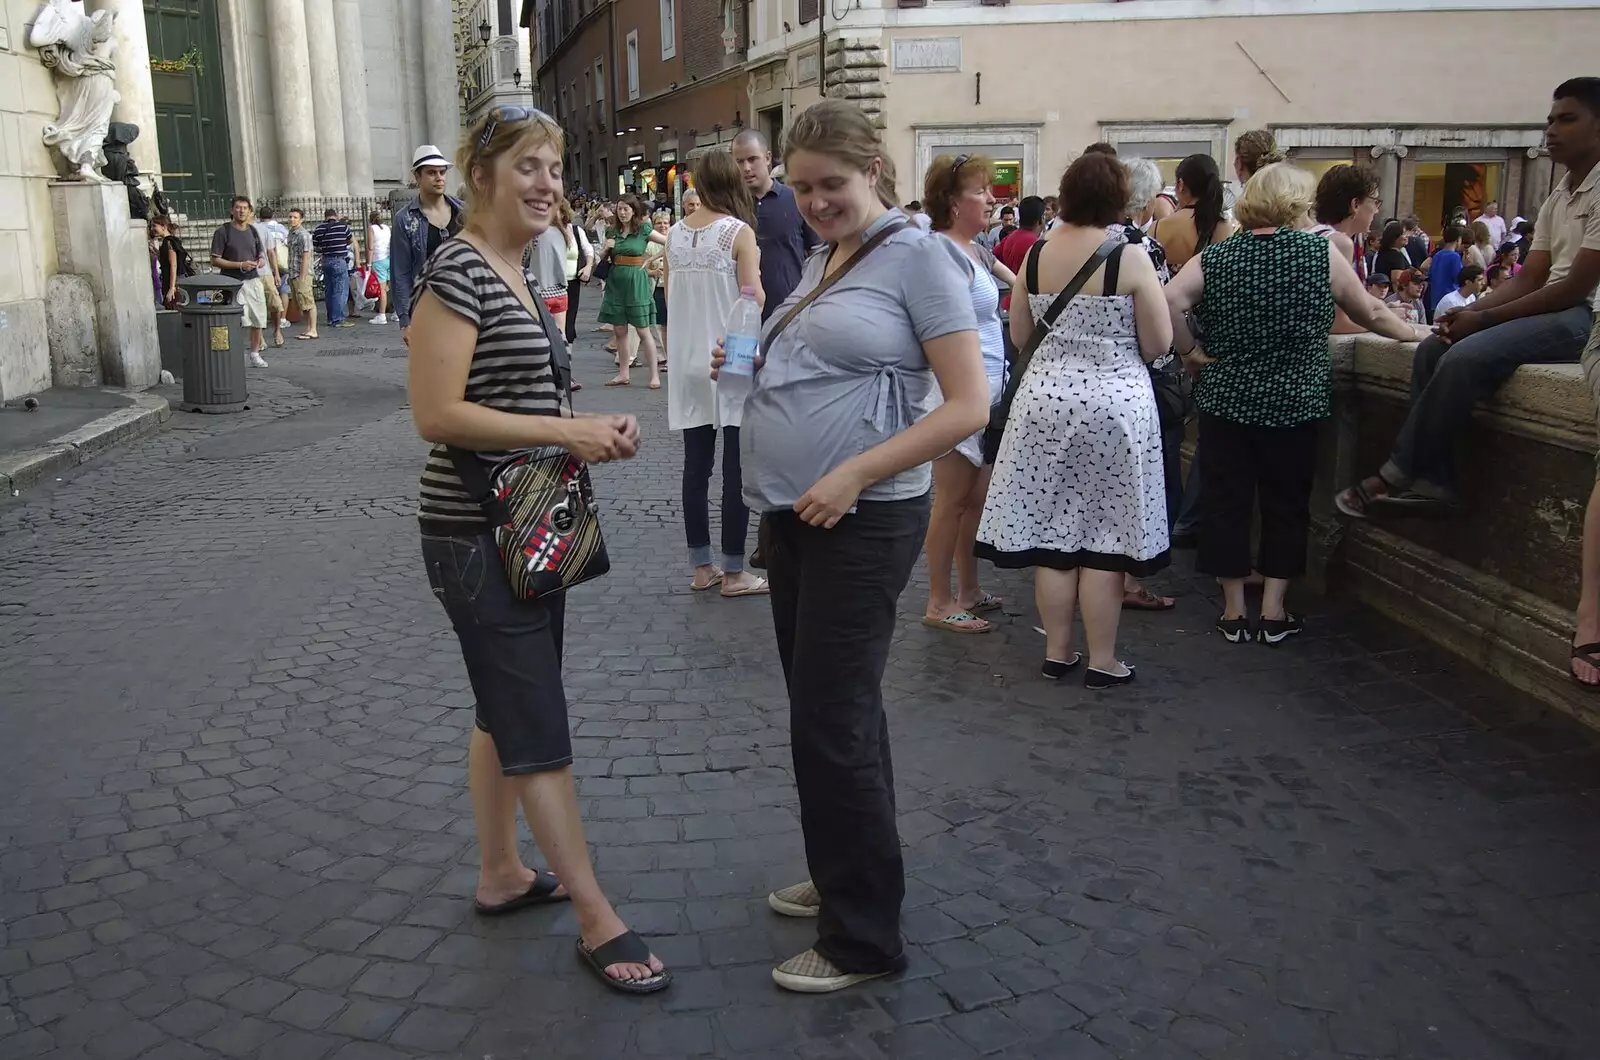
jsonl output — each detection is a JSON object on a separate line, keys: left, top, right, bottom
{"left": 772, "top": 949, "right": 892, "bottom": 994}
{"left": 768, "top": 880, "right": 820, "bottom": 918}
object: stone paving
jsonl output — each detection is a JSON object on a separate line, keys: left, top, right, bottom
{"left": 2, "top": 306, "right": 1599, "bottom": 1060}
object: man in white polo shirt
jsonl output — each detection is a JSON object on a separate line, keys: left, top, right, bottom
{"left": 1336, "top": 78, "right": 1600, "bottom": 530}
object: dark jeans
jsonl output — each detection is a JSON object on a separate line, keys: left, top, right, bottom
{"left": 565, "top": 278, "right": 582, "bottom": 345}
{"left": 1196, "top": 415, "right": 1317, "bottom": 581}
{"left": 765, "top": 494, "right": 930, "bottom": 973}
{"left": 1160, "top": 419, "right": 1186, "bottom": 533}
{"left": 1383, "top": 306, "right": 1593, "bottom": 495}
{"left": 1173, "top": 454, "right": 1202, "bottom": 538}
{"left": 323, "top": 259, "right": 349, "bottom": 325}
{"left": 682, "top": 425, "right": 748, "bottom": 573}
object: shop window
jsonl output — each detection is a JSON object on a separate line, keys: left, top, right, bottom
{"left": 1412, "top": 161, "right": 1503, "bottom": 235}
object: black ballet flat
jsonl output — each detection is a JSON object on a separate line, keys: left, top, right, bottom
{"left": 1041, "top": 654, "right": 1083, "bottom": 680}
{"left": 1084, "top": 663, "right": 1136, "bottom": 690}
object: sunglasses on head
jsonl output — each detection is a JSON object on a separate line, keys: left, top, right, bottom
{"left": 478, "top": 105, "right": 558, "bottom": 150}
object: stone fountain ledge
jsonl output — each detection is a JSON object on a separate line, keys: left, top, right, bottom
{"left": 1313, "top": 334, "right": 1600, "bottom": 727}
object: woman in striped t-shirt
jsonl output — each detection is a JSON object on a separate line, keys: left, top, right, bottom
{"left": 406, "top": 107, "right": 670, "bottom": 994}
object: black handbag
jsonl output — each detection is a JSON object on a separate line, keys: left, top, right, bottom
{"left": 446, "top": 275, "right": 608, "bottom": 600}
{"left": 982, "top": 236, "right": 1122, "bottom": 464}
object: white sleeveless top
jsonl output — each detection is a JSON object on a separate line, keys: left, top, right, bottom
{"left": 665, "top": 214, "right": 749, "bottom": 431}
{"left": 369, "top": 223, "right": 391, "bottom": 261}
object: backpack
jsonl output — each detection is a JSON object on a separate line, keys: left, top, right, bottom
{"left": 170, "top": 236, "right": 195, "bottom": 278}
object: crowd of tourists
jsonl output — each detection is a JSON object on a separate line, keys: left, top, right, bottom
{"left": 384, "top": 76, "right": 1600, "bottom": 1001}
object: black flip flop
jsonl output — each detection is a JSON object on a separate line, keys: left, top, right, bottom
{"left": 473, "top": 871, "right": 569, "bottom": 916}
{"left": 1571, "top": 642, "right": 1600, "bottom": 692}
{"left": 1365, "top": 490, "right": 1462, "bottom": 519}
{"left": 575, "top": 931, "right": 671, "bottom": 995}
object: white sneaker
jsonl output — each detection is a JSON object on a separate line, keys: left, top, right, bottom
{"left": 247, "top": 351, "right": 268, "bottom": 368}
{"left": 369, "top": 313, "right": 387, "bottom": 324}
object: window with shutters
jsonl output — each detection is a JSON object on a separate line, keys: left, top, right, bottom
{"left": 626, "top": 31, "right": 640, "bottom": 101}
{"left": 661, "top": 0, "right": 677, "bottom": 60}
{"left": 595, "top": 57, "right": 605, "bottom": 104}
{"left": 798, "top": 0, "right": 818, "bottom": 26}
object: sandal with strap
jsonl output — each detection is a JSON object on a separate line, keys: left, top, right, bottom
{"left": 473, "top": 871, "right": 569, "bottom": 916}
{"left": 575, "top": 931, "right": 671, "bottom": 994}
{"left": 1334, "top": 479, "right": 1381, "bottom": 519}
{"left": 1122, "top": 588, "right": 1175, "bottom": 611}
{"left": 691, "top": 568, "right": 724, "bottom": 592}
{"left": 1572, "top": 641, "right": 1600, "bottom": 691}
{"left": 921, "top": 610, "right": 993, "bottom": 634}
{"left": 967, "top": 591, "right": 1003, "bottom": 614}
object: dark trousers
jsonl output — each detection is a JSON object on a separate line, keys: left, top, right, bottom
{"left": 765, "top": 495, "right": 930, "bottom": 973}
{"left": 1384, "top": 306, "right": 1593, "bottom": 495}
{"left": 681, "top": 425, "right": 749, "bottom": 571}
{"left": 565, "top": 278, "right": 582, "bottom": 345}
{"left": 1196, "top": 414, "right": 1317, "bottom": 581}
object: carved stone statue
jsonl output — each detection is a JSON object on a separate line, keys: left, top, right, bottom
{"left": 29, "top": 0, "right": 120, "bottom": 181}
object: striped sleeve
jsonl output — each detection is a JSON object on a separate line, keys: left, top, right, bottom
{"left": 415, "top": 245, "right": 482, "bottom": 327}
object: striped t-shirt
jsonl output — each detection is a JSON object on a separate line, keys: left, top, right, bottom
{"left": 415, "top": 238, "right": 562, "bottom": 531}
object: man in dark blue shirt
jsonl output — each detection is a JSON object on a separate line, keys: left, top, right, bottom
{"left": 312, "top": 209, "right": 356, "bottom": 327}
{"left": 733, "top": 129, "right": 822, "bottom": 320}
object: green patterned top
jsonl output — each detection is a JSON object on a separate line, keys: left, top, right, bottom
{"left": 1193, "top": 228, "right": 1335, "bottom": 427}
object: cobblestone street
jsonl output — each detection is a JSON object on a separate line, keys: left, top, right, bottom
{"left": 3, "top": 308, "right": 1599, "bottom": 1060}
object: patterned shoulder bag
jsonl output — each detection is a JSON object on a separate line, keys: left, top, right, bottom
{"left": 446, "top": 278, "right": 610, "bottom": 601}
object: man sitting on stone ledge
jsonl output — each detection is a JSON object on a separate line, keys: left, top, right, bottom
{"left": 1336, "top": 77, "right": 1600, "bottom": 526}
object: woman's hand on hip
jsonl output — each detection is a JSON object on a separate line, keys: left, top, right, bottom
{"left": 795, "top": 464, "right": 866, "bottom": 529}
{"left": 563, "top": 417, "right": 638, "bottom": 463}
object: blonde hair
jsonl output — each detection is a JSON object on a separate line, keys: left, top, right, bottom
{"left": 1234, "top": 129, "right": 1286, "bottom": 178}
{"left": 783, "top": 99, "right": 898, "bottom": 208}
{"left": 924, "top": 153, "right": 995, "bottom": 231}
{"left": 1471, "top": 219, "right": 1492, "bottom": 247}
{"left": 456, "top": 109, "right": 566, "bottom": 219}
{"left": 1233, "top": 162, "right": 1315, "bottom": 230}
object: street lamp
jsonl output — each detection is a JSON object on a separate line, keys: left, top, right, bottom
{"left": 478, "top": 19, "right": 491, "bottom": 43}
{"left": 513, "top": 69, "right": 522, "bottom": 89}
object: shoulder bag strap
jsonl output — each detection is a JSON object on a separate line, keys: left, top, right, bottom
{"left": 994, "top": 236, "right": 1121, "bottom": 428}
{"left": 760, "top": 220, "right": 909, "bottom": 357}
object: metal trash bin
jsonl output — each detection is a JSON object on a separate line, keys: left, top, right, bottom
{"left": 175, "top": 275, "right": 247, "bottom": 413}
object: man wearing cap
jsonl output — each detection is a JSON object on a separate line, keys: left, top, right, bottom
{"left": 392, "top": 144, "right": 465, "bottom": 342}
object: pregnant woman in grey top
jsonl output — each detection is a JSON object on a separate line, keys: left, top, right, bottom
{"left": 722, "top": 100, "right": 989, "bottom": 994}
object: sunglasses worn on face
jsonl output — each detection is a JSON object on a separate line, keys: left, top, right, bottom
{"left": 478, "top": 105, "right": 558, "bottom": 150}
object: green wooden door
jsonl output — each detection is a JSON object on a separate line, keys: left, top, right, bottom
{"left": 145, "top": 0, "right": 234, "bottom": 215}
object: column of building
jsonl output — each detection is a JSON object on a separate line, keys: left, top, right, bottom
{"left": 1522, "top": 147, "right": 1554, "bottom": 220}
{"left": 1370, "top": 145, "right": 1406, "bottom": 229}
{"left": 333, "top": 0, "right": 375, "bottom": 197}
{"left": 302, "top": 0, "right": 350, "bottom": 197}
{"left": 88, "top": 0, "right": 161, "bottom": 186}
{"left": 421, "top": 0, "right": 462, "bottom": 168}
{"left": 265, "top": 0, "right": 320, "bottom": 197}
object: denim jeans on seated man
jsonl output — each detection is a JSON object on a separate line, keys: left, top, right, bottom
{"left": 1379, "top": 306, "right": 1595, "bottom": 500}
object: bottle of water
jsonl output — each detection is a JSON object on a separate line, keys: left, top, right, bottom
{"left": 721, "top": 286, "right": 763, "bottom": 377}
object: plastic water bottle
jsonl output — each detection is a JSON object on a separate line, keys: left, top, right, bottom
{"left": 721, "top": 286, "right": 763, "bottom": 377}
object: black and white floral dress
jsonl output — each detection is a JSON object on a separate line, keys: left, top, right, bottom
{"left": 975, "top": 243, "right": 1170, "bottom": 576}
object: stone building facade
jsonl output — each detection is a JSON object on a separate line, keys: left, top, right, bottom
{"left": 0, "top": 0, "right": 472, "bottom": 403}
{"left": 741, "top": 0, "right": 1598, "bottom": 230}
{"left": 534, "top": 0, "right": 749, "bottom": 203}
